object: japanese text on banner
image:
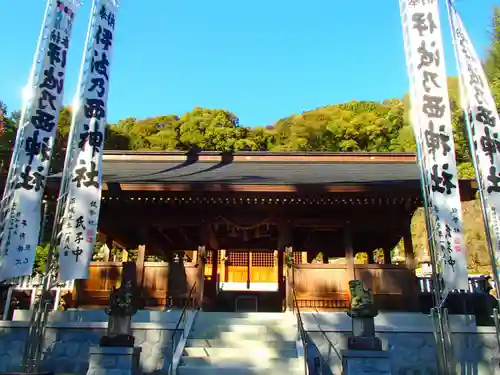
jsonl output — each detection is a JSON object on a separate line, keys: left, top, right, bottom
{"left": 450, "top": 7, "right": 500, "bottom": 271}
{"left": 0, "top": 0, "right": 77, "bottom": 281}
{"left": 58, "top": 0, "right": 118, "bottom": 281}
{"left": 404, "top": 0, "right": 468, "bottom": 292}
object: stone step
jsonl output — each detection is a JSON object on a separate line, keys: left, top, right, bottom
{"left": 177, "top": 364, "right": 304, "bottom": 375}
{"left": 189, "top": 330, "right": 298, "bottom": 341}
{"left": 191, "top": 323, "right": 294, "bottom": 334}
{"left": 179, "top": 355, "right": 302, "bottom": 367}
{"left": 192, "top": 321, "right": 296, "bottom": 329}
{"left": 185, "top": 338, "right": 297, "bottom": 350}
{"left": 196, "top": 312, "right": 291, "bottom": 319}
{"left": 194, "top": 313, "right": 295, "bottom": 325}
{"left": 183, "top": 347, "right": 298, "bottom": 358}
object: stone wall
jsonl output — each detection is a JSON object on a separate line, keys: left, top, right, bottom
{"left": 304, "top": 312, "right": 500, "bottom": 375}
{"left": 0, "top": 310, "right": 182, "bottom": 374}
{"left": 0, "top": 324, "right": 174, "bottom": 374}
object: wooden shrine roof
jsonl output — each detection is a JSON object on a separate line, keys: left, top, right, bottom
{"left": 46, "top": 151, "right": 477, "bottom": 198}
{"left": 51, "top": 151, "right": 419, "bottom": 183}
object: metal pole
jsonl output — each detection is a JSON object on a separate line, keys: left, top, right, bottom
{"left": 445, "top": 0, "right": 500, "bottom": 303}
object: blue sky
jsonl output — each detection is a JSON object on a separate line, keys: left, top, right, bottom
{"left": 0, "top": 0, "right": 497, "bottom": 126}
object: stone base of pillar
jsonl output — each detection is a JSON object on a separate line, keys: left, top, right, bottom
{"left": 86, "top": 346, "right": 142, "bottom": 375}
{"left": 341, "top": 350, "right": 392, "bottom": 375}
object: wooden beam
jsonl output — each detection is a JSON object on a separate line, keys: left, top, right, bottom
{"left": 101, "top": 210, "right": 412, "bottom": 231}
{"left": 110, "top": 183, "right": 421, "bottom": 194}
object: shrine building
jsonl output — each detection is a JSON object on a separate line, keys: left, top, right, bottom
{"left": 45, "top": 151, "right": 478, "bottom": 313}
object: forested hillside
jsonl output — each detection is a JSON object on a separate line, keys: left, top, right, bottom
{"left": 1, "top": 7, "right": 499, "bottom": 270}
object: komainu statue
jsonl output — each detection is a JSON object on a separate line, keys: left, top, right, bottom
{"left": 100, "top": 262, "right": 140, "bottom": 347}
{"left": 347, "top": 279, "right": 378, "bottom": 318}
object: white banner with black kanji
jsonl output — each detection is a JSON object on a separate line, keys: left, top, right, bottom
{"left": 58, "top": 0, "right": 119, "bottom": 281}
{"left": 450, "top": 6, "right": 500, "bottom": 275}
{"left": 0, "top": 0, "right": 78, "bottom": 281}
{"left": 402, "top": 0, "right": 469, "bottom": 293}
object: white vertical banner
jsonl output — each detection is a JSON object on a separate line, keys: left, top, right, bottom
{"left": 58, "top": 0, "right": 119, "bottom": 281}
{"left": 449, "top": 6, "right": 500, "bottom": 273}
{"left": 402, "top": 0, "right": 468, "bottom": 293}
{"left": 0, "top": 0, "right": 78, "bottom": 281}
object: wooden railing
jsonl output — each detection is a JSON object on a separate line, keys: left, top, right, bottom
{"left": 293, "top": 263, "right": 420, "bottom": 311}
{"left": 65, "top": 261, "right": 199, "bottom": 309}
{"left": 293, "top": 264, "right": 350, "bottom": 310}
{"left": 354, "top": 264, "right": 419, "bottom": 311}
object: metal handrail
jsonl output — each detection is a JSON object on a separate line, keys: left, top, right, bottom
{"left": 292, "top": 286, "right": 309, "bottom": 375}
{"left": 169, "top": 282, "right": 197, "bottom": 375}
{"left": 311, "top": 310, "right": 342, "bottom": 366}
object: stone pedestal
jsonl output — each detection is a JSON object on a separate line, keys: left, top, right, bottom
{"left": 86, "top": 347, "right": 142, "bottom": 375}
{"left": 341, "top": 350, "right": 392, "bottom": 375}
{"left": 348, "top": 317, "right": 382, "bottom": 351}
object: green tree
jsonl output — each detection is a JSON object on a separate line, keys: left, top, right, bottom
{"left": 485, "top": 6, "right": 500, "bottom": 107}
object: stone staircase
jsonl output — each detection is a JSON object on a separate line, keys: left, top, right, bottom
{"left": 176, "top": 312, "right": 305, "bottom": 375}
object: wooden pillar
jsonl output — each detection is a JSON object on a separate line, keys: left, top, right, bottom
{"left": 277, "top": 247, "right": 284, "bottom": 307}
{"left": 197, "top": 245, "right": 206, "bottom": 308}
{"left": 273, "top": 250, "right": 279, "bottom": 282}
{"left": 278, "top": 219, "right": 292, "bottom": 311}
{"left": 403, "top": 218, "right": 419, "bottom": 311}
{"left": 383, "top": 247, "right": 391, "bottom": 265}
{"left": 219, "top": 250, "right": 226, "bottom": 283}
{"left": 403, "top": 220, "right": 416, "bottom": 270}
{"left": 368, "top": 250, "right": 374, "bottom": 265}
{"left": 248, "top": 251, "right": 252, "bottom": 289}
{"left": 212, "top": 250, "right": 219, "bottom": 292}
{"left": 205, "top": 220, "right": 220, "bottom": 298}
{"left": 136, "top": 245, "right": 146, "bottom": 299}
{"left": 344, "top": 221, "right": 355, "bottom": 281}
{"left": 102, "top": 243, "right": 110, "bottom": 262}
{"left": 285, "top": 246, "right": 293, "bottom": 311}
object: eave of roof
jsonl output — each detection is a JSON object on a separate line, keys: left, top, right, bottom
{"left": 42, "top": 151, "right": 478, "bottom": 200}
{"left": 100, "top": 150, "right": 418, "bottom": 164}
{"left": 48, "top": 151, "right": 421, "bottom": 186}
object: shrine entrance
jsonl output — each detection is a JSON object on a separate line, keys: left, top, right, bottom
{"left": 203, "top": 249, "right": 283, "bottom": 312}
{"left": 220, "top": 250, "right": 279, "bottom": 291}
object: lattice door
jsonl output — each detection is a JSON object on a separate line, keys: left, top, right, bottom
{"left": 226, "top": 251, "right": 249, "bottom": 283}
{"left": 250, "top": 251, "right": 277, "bottom": 283}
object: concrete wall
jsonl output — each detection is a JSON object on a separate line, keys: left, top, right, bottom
{"left": 303, "top": 312, "right": 500, "bottom": 375}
